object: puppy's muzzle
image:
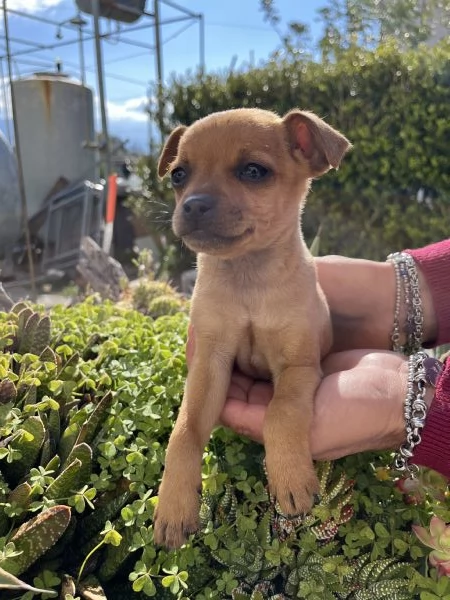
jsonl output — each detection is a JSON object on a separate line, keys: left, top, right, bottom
{"left": 182, "top": 195, "right": 216, "bottom": 221}
{"left": 174, "top": 193, "right": 253, "bottom": 253}
{"left": 175, "top": 194, "right": 218, "bottom": 238}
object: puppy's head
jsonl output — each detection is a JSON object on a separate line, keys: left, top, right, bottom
{"left": 158, "top": 108, "right": 351, "bottom": 258}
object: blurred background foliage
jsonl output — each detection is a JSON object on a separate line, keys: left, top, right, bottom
{"left": 129, "top": 0, "right": 449, "bottom": 281}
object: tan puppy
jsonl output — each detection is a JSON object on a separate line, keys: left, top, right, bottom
{"left": 154, "top": 108, "right": 351, "bottom": 548}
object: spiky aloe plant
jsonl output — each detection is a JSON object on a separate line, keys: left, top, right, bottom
{"left": 339, "top": 554, "right": 411, "bottom": 600}
{"left": 232, "top": 581, "right": 287, "bottom": 599}
{"left": 0, "top": 303, "right": 133, "bottom": 598}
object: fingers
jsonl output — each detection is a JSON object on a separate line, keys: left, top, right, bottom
{"left": 321, "top": 349, "right": 399, "bottom": 375}
{"left": 220, "top": 398, "right": 265, "bottom": 443}
{"left": 311, "top": 358, "right": 407, "bottom": 460}
{"left": 220, "top": 380, "right": 272, "bottom": 443}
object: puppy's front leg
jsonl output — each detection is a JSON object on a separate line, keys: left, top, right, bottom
{"left": 153, "top": 341, "right": 234, "bottom": 548}
{"left": 263, "top": 365, "right": 320, "bottom": 516}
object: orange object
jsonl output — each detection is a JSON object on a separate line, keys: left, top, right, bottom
{"left": 105, "top": 173, "right": 118, "bottom": 224}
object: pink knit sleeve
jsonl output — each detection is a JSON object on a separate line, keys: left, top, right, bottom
{"left": 405, "top": 240, "right": 450, "bottom": 477}
{"left": 405, "top": 238, "right": 450, "bottom": 346}
{"left": 412, "top": 358, "right": 450, "bottom": 478}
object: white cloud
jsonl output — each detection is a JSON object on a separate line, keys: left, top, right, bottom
{"left": 6, "top": 0, "right": 64, "bottom": 11}
{"left": 106, "top": 96, "right": 148, "bottom": 123}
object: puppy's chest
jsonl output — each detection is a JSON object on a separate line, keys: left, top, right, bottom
{"left": 235, "top": 324, "right": 270, "bottom": 379}
{"left": 235, "top": 319, "right": 297, "bottom": 380}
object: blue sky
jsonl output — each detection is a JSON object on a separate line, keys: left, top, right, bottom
{"left": 1, "top": 0, "right": 325, "bottom": 150}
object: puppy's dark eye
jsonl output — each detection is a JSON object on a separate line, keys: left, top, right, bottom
{"left": 238, "top": 163, "right": 269, "bottom": 182}
{"left": 171, "top": 167, "right": 187, "bottom": 187}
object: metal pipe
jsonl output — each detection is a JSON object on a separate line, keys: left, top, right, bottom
{"left": 154, "top": 0, "right": 165, "bottom": 137}
{"left": 0, "top": 10, "right": 192, "bottom": 61}
{"left": 6, "top": 5, "right": 191, "bottom": 32}
{"left": 160, "top": 19, "right": 196, "bottom": 46}
{"left": 6, "top": 7, "right": 81, "bottom": 30}
{"left": 2, "top": 0, "right": 36, "bottom": 297}
{"left": 3, "top": 35, "right": 48, "bottom": 49}
{"left": 76, "top": 18, "right": 86, "bottom": 85}
{"left": 2, "top": 55, "right": 149, "bottom": 87}
{"left": 199, "top": 13, "right": 205, "bottom": 74}
{"left": 0, "top": 28, "right": 156, "bottom": 60}
{"left": 160, "top": 0, "right": 199, "bottom": 19}
{"left": 92, "top": 0, "right": 111, "bottom": 173}
{"left": 92, "top": 0, "right": 113, "bottom": 254}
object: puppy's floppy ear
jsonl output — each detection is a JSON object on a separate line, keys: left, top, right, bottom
{"left": 283, "top": 110, "right": 352, "bottom": 177}
{"left": 157, "top": 125, "right": 187, "bottom": 178}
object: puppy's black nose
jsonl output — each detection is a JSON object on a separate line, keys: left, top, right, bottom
{"left": 182, "top": 195, "right": 216, "bottom": 218}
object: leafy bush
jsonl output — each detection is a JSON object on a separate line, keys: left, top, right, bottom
{"left": 0, "top": 298, "right": 449, "bottom": 599}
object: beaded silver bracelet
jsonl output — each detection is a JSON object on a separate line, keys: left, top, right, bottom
{"left": 393, "top": 351, "right": 443, "bottom": 477}
{"left": 387, "top": 252, "right": 424, "bottom": 354}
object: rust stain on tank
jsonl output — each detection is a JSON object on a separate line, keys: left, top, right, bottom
{"left": 40, "top": 79, "right": 52, "bottom": 123}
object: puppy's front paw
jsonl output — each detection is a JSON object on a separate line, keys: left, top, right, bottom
{"left": 153, "top": 479, "right": 200, "bottom": 549}
{"left": 266, "top": 455, "right": 319, "bottom": 517}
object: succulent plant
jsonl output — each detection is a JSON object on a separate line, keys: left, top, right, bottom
{"left": 0, "top": 294, "right": 446, "bottom": 599}
{"left": 340, "top": 554, "right": 411, "bottom": 600}
{"left": 0, "top": 505, "right": 71, "bottom": 576}
{"left": 148, "top": 294, "right": 187, "bottom": 318}
{"left": 131, "top": 280, "right": 177, "bottom": 313}
{"left": 232, "top": 581, "right": 287, "bottom": 599}
{"left": 0, "top": 303, "right": 159, "bottom": 598}
{"left": 413, "top": 516, "right": 450, "bottom": 576}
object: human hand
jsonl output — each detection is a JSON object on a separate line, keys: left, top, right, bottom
{"left": 186, "top": 329, "right": 420, "bottom": 460}
{"left": 219, "top": 350, "right": 413, "bottom": 461}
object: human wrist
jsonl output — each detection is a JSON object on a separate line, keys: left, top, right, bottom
{"left": 414, "top": 265, "right": 438, "bottom": 346}
{"left": 386, "top": 254, "right": 437, "bottom": 351}
{"left": 386, "top": 355, "right": 434, "bottom": 450}
{"left": 412, "top": 358, "right": 450, "bottom": 477}
{"left": 393, "top": 352, "right": 442, "bottom": 475}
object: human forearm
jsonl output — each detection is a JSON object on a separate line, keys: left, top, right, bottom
{"left": 315, "top": 256, "right": 395, "bottom": 351}
{"left": 316, "top": 255, "right": 439, "bottom": 352}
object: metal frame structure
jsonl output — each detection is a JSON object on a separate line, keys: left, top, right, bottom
{"left": 0, "top": 0, "right": 205, "bottom": 291}
{"left": 41, "top": 179, "right": 104, "bottom": 272}
{"left": 1, "top": 0, "right": 205, "bottom": 154}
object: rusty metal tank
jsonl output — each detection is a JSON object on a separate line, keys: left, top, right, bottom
{"left": 0, "top": 129, "right": 21, "bottom": 251}
{"left": 76, "top": 0, "right": 146, "bottom": 23}
{"left": 12, "top": 73, "right": 97, "bottom": 219}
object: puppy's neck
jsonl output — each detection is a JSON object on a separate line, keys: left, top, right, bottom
{"left": 198, "top": 227, "right": 310, "bottom": 287}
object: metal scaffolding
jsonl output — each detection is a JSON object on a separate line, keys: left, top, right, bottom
{"left": 0, "top": 0, "right": 205, "bottom": 150}
{"left": 0, "top": 0, "right": 205, "bottom": 290}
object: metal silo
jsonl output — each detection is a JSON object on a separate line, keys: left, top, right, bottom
{"left": 0, "top": 129, "right": 21, "bottom": 252}
{"left": 12, "top": 73, "right": 97, "bottom": 219}
{"left": 76, "top": 0, "right": 146, "bottom": 23}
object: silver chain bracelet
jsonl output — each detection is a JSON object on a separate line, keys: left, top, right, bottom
{"left": 393, "top": 351, "right": 443, "bottom": 477}
{"left": 387, "top": 252, "right": 424, "bottom": 354}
